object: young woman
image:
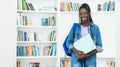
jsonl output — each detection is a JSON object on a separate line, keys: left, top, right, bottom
{"left": 66, "top": 3, "right": 103, "bottom": 67}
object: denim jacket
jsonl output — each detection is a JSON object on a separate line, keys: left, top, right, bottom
{"left": 66, "top": 22, "right": 102, "bottom": 64}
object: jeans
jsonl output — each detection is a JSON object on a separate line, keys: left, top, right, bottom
{"left": 72, "top": 59, "right": 96, "bottom": 67}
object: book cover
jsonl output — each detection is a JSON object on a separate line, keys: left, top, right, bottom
{"left": 98, "top": 4, "right": 102, "bottom": 11}
{"left": 73, "top": 34, "right": 96, "bottom": 53}
{"left": 41, "top": 18, "right": 47, "bottom": 26}
{"left": 27, "top": 3, "right": 35, "bottom": 10}
{"left": 51, "top": 16, "right": 56, "bottom": 26}
{"left": 63, "top": 60, "right": 68, "bottom": 67}
{"left": 107, "top": 61, "right": 115, "bottom": 67}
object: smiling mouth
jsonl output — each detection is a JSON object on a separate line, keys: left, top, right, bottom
{"left": 81, "top": 17, "right": 87, "bottom": 20}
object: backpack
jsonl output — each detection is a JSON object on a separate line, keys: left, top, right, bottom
{"left": 63, "top": 23, "right": 78, "bottom": 56}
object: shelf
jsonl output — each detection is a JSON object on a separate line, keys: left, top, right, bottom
{"left": 97, "top": 57, "right": 115, "bottom": 59}
{"left": 17, "top": 41, "right": 57, "bottom": 44}
{"left": 17, "top": 56, "right": 58, "bottom": 59}
{"left": 91, "top": 11, "right": 115, "bottom": 14}
{"left": 59, "top": 11, "right": 115, "bottom": 14}
{"left": 59, "top": 11, "right": 78, "bottom": 14}
{"left": 17, "top": 26, "right": 57, "bottom": 29}
{"left": 17, "top": 10, "right": 57, "bottom": 14}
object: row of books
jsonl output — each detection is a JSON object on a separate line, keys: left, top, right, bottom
{"left": 17, "top": 0, "right": 57, "bottom": 11}
{"left": 17, "top": 0, "right": 115, "bottom": 12}
{"left": 60, "top": 2, "right": 80, "bottom": 12}
{"left": 17, "top": 14, "right": 28, "bottom": 26}
{"left": 60, "top": 60, "right": 115, "bottom": 67}
{"left": 17, "top": 13, "right": 56, "bottom": 26}
{"left": 17, "top": 43, "right": 56, "bottom": 56}
{"left": 41, "top": 16, "right": 56, "bottom": 26}
{"left": 29, "top": 62, "right": 40, "bottom": 67}
{"left": 17, "top": 0, "right": 35, "bottom": 10}
{"left": 17, "top": 30, "right": 56, "bottom": 41}
{"left": 17, "top": 45, "right": 39, "bottom": 56}
{"left": 60, "top": 60, "right": 71, "bottom": 67}
{"left": 17, "top": 61, "right": 40, "bottom": 67}
{"left": 97, "top": 1, "right": 115, "bottom": 11}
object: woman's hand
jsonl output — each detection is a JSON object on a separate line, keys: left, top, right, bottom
{"left": 76, "top": 50, "right": 85, "bottom": 59}
{"left": 76, "top": 51, "right": 90, "bottom": 59}
{"left": 71, "top": 47, "right": 98, "bottom": 59}
{"left": 78, "top": 49, "right": 98, "bottom": 59}
{"left": 71, "top": 47, "right": 90, "bottom": 59}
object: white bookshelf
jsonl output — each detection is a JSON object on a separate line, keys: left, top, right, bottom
{"left": 58, "top": 0, "right": 116, "bottom": 67}
{"left": 16, "top": 0, "right": 58, "bottom": 67}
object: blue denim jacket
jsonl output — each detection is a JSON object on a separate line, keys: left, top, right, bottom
{"left": 66, "top": 22, "right": 102, "bottom": 64}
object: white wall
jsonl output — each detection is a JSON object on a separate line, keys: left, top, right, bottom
{"left": 115, "top": 0, "right": 120, "bottom": 66}
{"left": 116, "top": 14, "right": 120, "bottom": 67}
{"left": 0, "top": 0, "right": 16, "bottom": 67}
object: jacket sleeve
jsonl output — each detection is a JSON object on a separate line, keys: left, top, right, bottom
{"left": 96, "top": 26, "right": 103, "bottom": 52}
{"left": 66, "top": 25, "right": 75, "bottom": 53}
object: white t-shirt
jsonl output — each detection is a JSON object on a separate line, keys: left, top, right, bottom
{"left": 81, "top": 25, "right": 89, "bottom": 37}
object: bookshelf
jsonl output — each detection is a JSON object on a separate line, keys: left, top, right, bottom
{"left": 16, "top": 0, "right": 117, "bottom": 67}
{"left": 16, "top": 0, "right": 59, "bottom": 67}
{"left": 58, "top": 0, "right": 116, "bottom": 67}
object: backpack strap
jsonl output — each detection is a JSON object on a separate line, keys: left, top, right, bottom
{"left": 73, "top": 23, "right": 78, "bottom": 32}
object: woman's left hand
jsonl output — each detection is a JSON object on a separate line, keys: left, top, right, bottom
{"left": 79, "top": 53, "right": 90, "bottom": 59}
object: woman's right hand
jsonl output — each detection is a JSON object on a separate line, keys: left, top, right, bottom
{"left": 71, "top": 47, "right": 85, "bottom": 59}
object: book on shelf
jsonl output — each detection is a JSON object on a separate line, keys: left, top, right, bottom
{"left": 107, "top": 1, "right": 115, "bottom": 11}
{"left": 29, "top": 62, "right": 40, "bottom": 67}
{"left": 41, "top": 18, "right": 47, "bottom": 26}
{"left": 60, "top": 2, "right": 65, "bottom": 11}
{"left": 51, "top": 43, "right": 56, "bottom": 56}
{"left": 98, "top": 4, "right": 102, "bottom": 11}
{"left": 17, "top": 61, "right": 21, "bottom": 67}
{"left": 51, "top": 16, "right": 56, "bottom": 26}
{"left": 43, "top": 43, "right": 56, "bottom": 56}
{"left": 27, "top": 3, "right": 35, "bottom": 11}
{"left": 43, "top": 46, "right": 51, "bottom": 56}
{"left": 107, "top": 61, "right": 115, "bottom": 67}
{"left": 60, "top": 60, "right": 71, "bottom": 67}
{"left": 63, "top": 60, "right": 68, "bottom": 67}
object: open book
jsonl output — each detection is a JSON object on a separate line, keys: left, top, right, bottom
{"left": 73, "top": 34, "right": 96, "bottom": 53}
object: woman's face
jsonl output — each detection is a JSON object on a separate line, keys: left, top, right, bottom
{"left": 79, "top": 8, "right": 89, "bottom": 22}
